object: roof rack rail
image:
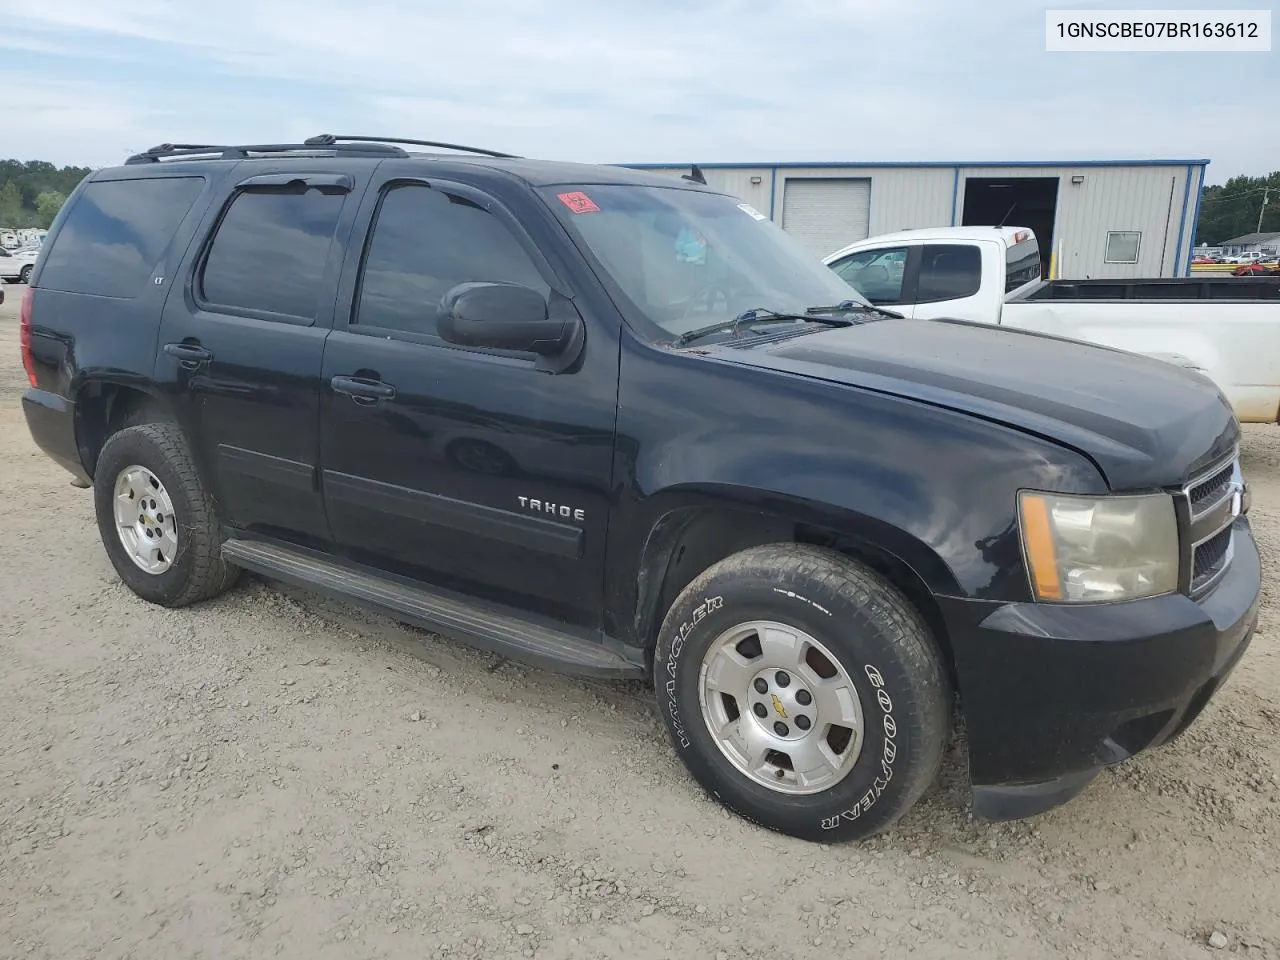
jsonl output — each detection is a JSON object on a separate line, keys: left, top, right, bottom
{"left": 303, "top": 134, "right": 520, "bottom": 160}
{"left": 125, "top": 141, "right": 411, "bottom": 165}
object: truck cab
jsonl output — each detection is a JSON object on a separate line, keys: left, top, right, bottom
{"left": 825, "top": 225, "right": 1042, "bottom": 322}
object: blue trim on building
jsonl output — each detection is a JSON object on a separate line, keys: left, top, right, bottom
{"left": 1172, "top": 165, "right": 1194, "bottom": 276}
{"left": 1187, "top": 164, "right": 1208, "bottom": 273}
{"left": 768, "top": 167, "right": 777, "bottom": 220}
{"left": 622, "top": 159, "right": 1210, "bottom": 171}
{"left": 950, "top": 167, "right": 961, "bottom": 226}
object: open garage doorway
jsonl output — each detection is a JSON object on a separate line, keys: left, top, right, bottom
{"left": 961, "top": 177, "right": 1059, "bottom": 274}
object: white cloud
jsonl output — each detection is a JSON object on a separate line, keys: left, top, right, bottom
{"left": 8, "top": 0, "right": 1279, "bottom": 180}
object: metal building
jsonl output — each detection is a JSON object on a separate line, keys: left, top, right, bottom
{"left": 622, "top": 160, "right": 1208, "bottom": 280}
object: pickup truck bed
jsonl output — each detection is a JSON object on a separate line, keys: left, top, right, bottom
{"left": 1019, "top": 276, "right": 1280, "bottom": 301}
{"left": 1006, "top": 277, "right": 1280, "bottom": 422}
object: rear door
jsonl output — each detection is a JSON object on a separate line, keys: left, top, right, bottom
{"left": 155, "top": 162, "right": 376, "bottom": 548}
{"left": 318, "top": 171, "right": 619, "bottom": 631}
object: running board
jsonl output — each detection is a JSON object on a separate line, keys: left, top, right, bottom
{"left": 221, "top": 539, "right": 645, "bottom": 679}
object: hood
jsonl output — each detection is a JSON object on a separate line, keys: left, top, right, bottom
{"left": 709, "top": 317, "right": 1238, "bottom": 490}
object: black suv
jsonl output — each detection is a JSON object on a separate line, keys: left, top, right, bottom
{"left": 20, "top": 136, "right": 1260, "bottom": 842}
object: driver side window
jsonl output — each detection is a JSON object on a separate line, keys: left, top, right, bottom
{"left": 829, "top": 246, "right": 908, "bottom": 304}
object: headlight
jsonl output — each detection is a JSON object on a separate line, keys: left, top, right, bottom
{"left": 1017, "top": 490, "right": 1179, "bottom": 603}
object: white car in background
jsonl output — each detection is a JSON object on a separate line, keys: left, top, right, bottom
{"left": 0, "top": 246, "right": 39, "bottom": 284}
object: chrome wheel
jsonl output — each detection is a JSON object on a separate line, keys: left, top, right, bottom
{"left": 112, "top": 464, "right": 179, "bottom": 575}
{"left": 698, "top": 620, "right": 864, "bottom": 795}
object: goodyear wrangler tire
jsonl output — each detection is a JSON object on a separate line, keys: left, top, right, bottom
{"left": 654, "top": 543, "right": 950, "bottom": 843}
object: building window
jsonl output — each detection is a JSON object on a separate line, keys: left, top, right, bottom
{"left": 1104, "top": 231, "right": 1141, "bottom": 264}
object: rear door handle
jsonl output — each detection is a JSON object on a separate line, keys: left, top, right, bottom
{"left": 331, "top": 375, "right": 396, "bottom": 403}
{"left": 163, "top": 342, "right": 213, "bottom": 368}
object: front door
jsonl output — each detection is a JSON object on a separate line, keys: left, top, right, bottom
{"left": 318, "top": 174, "right": 619, "bottom": 630}
{"left": 155, "top": 165, "right": 370, "bottom": 548}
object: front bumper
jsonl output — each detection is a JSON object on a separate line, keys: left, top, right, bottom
{"left": 939, "top": 517, "right": 1260, "bottom": 820}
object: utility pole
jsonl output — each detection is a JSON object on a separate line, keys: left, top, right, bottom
{"left": 1258, "top": 187, "right": 1271, "bottom": 233}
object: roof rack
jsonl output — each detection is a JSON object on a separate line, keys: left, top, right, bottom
{"left": 302, "top": 134, "right": 520, "bottom": 159}
{"left": 125, "top": 141, "right": 410, "bottom": 164}
{"left": 125, "top": 135, "right": 520, "bottom": 166}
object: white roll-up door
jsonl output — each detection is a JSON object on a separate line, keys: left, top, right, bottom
{"left": 781, "top": 178, "right": 872, "bottom": 258}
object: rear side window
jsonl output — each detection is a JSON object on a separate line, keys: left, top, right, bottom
{"left": 38, "top": 177, "right": 204, "bottom": 298}
{"left": 355, "top": 183, "right": 548, "bottom": 338}
{"left": 1005, "top": 238, "right": 1042, "bottom": 292}
{"left": 200, "top": 188, "right": 345, "bottom": 320}
{"left": 917, "top": 244, "right": 982, "bottom": 302}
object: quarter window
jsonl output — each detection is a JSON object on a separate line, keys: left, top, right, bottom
{"left": 356, "top": 184, "right": 549, "bottom": 338}
{"left": 828, "top": 247, "right": 908, "bottom": 303}
{"left": 38, "top": 177, "right": 205, "bottom": 299}
{"left": 200, "top": 187, "right": 345, "bottom": 320}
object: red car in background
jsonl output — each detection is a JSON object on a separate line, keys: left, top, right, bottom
{"left": 1232, "top": 261, "right": 1280, "bottom": 276}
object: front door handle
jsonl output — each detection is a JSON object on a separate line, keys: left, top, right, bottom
{"left": 163, "top": 342, "right": 213, "bottom": 369}
{"left": 331, "top": 375, "right": 396, "bottom": 404}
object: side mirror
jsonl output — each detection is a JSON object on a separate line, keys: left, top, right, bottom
{"left": 439, "top": 282, "right": 584, "bottom": 368}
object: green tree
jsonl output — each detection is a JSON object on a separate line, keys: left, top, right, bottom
{"left": 0, "top": 180, "right": 22, "bottom": 229}
{"left": 1194, "top": 171, "right": 1280, "bottom": 245}
{"left": 35, "top": 191, "right": 67, "bottom": 229}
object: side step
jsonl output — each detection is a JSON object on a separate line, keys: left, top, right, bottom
{"left": 221, "top": 539, "right": 645, "bottom": 679}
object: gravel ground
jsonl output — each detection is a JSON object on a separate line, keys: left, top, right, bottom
{"left": 1, "top": 286, "right": 1278, "bottom": 960}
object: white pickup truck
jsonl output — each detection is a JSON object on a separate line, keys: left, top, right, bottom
{"left": 823, "top": 226, "right": 1280, "bottom": 423}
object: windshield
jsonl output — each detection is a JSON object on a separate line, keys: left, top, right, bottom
{"left": 541, "top": 184, "right": 870, "bottom": 338}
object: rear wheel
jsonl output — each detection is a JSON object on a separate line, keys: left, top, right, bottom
{"left": 654, "top": 543, "right": 951, "bottom": 842}
{"left": 93, "top": 422, "right": 239, "bottom": 607}
{"left": 19, "top": 264, "right": 32, "bottom": 283}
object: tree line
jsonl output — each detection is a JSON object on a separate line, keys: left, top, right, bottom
{"left": 1194, "top": 171, "right": 1280, "bottom": 246}
{"left": 0, "top": 159, "right": 94, "bottom": 232}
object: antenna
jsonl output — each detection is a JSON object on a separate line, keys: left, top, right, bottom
{"left": 681, "top": 164, "right": 707, "bottom": 185}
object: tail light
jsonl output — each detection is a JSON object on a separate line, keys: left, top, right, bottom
{"left": 19, "top": 285, "right": 36, "bottom": 387}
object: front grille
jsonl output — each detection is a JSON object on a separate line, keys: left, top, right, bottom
{"left": 1182, "top": 452, "right": 1242, "bottom": 597}
{"left": 1193, "top": 526, "right": 1232, "bottom": 582}
{"left": 1189, "top": 463, "right": 1234, "bottom": 512}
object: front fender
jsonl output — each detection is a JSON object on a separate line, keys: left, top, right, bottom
{"left": 605, "top": 336, "right": 1106, "bottom": 645}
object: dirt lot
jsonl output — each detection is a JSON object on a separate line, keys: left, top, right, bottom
{"left": 1, "top": 287, "right": 1278, "bottom": 960}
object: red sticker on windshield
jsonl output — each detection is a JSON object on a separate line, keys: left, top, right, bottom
{"left": 558, "top": 191, "right": 600, "bottom": 214}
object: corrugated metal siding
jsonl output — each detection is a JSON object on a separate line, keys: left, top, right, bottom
{"left": 773, "top": 167, "right": 953, "bottom": 238}
{"left": 958, "top": 165, "right": 1196, "bottom": 279}
{"left": 620, "top": 162, "right": 1202, "bottom": 278}
{"left": 623, "top": 166, "right": 774, "bottom": 214}
{"left": 780, "top": 179, "right": 872, "bottom": 257}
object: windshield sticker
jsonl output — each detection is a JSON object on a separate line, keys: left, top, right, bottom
{"left": 558, "top": 191, "right": 600, "bottom": 214}
{"left": 674, "top": 227, "right": 707, "bottom": 265}
{"left": 737, "top": 202, "right": 768, "bottom": 221}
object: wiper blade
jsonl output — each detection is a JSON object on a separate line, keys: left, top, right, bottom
{"left": 675, "top": 307, "right": 851, "bottom": 346}
{"left": 806, "top": 299, "right": 904, "bottom": 320}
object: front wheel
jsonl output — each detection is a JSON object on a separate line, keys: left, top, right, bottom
{"left": 654, "top": 543, "right": 951, "bottom": 843}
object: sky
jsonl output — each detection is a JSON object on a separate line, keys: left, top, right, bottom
{"left": 2, "top": 0, "right": 1276, "bottom": 184}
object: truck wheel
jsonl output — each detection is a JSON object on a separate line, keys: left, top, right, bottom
{"left": 93, "top": 422, "right": 239, "bottom": 607}
{"left": 654, "top": 543, "right": 950, "bottom": 843}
